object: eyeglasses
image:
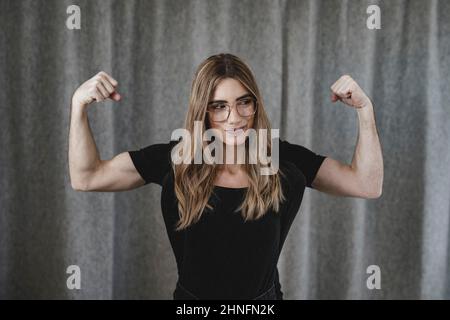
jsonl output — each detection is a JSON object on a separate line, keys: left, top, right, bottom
{"left": 206, "top": 96, "right": 257, "bottom": 122}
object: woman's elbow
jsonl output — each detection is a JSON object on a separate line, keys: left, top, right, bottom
{"left": 364, "top": 180, "right": 383, "bottom": 199}
{"left": 366, "top": 188, "right": 382, "bottom": 199}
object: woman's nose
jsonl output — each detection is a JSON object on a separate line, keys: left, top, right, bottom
{"left": 228, "top": 105, "right": 241, "bottom": 123}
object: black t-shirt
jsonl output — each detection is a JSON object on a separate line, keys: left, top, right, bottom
{"left": 129, "top": 139, "right": 326, "bottom": 299}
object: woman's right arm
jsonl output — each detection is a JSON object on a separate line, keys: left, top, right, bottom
{"left": 68, "top": 71, "right": 145, "bottom": 192}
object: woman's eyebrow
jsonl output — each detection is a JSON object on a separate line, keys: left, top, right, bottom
{"left": 209, "top": 93, "right": 252, "bottom": 104}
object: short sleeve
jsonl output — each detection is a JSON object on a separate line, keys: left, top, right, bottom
{"left": 128, "top": 141, "right": 177, "bottom": 186}
{"left": 279, "top": 139, "right": 327, "bottom": 188}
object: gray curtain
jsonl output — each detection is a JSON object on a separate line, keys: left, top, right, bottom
{"left": 1, "top": 0, "right": 449, "bottom": 299}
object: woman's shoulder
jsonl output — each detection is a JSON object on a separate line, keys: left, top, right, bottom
{"left": 128, "top": 139, "right": 180, "bottom": 186}
{"left": 277, "top": 138, "right": 326, "bottom": 188}
{"left": 278, "top": 138, "right": 309, "bottom": 161}
{"left": 278, "top": 138, "right": 310, "bottom": 152}
{"left": 278, "top": 138, "right": 324, "bottom": 159}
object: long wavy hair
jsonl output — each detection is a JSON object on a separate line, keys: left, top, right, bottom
{"left": 172, "top": 53, "right": 285, "bottom": 230}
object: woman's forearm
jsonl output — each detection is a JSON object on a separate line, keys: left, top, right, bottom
{"left": 68, "top": 100, "right": 102, "bottom": 190}
{"left": 350, "top": 102, "right": 384, "bottom": 197}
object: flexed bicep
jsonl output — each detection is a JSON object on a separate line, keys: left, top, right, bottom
{"left": 312, "top": 157, "right": 378, "bottom": 199}
{"left": 80, "top": 152, "right": 146, "bottom": 192}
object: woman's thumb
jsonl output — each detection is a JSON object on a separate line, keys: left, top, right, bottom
{"left": 110, "top": 92, "right": 121, "bottom": 101}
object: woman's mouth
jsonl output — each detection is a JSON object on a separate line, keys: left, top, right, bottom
{"left": 225, "top": 125, "right": 247, "bottom": 136}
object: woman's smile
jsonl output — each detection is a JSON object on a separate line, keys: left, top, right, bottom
{"left": 224, "top": 125, "right": 247, "bottom": 136}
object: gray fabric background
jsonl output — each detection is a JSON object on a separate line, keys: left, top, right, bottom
{"left": 1, "top": 0, "right": 449, "bottom": 299}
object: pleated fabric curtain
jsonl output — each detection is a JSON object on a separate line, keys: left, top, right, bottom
{"left": 0, "top": 0, "right": 449, "bottom": 299}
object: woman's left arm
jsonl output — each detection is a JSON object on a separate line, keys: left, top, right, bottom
{"left": 312, "top": 75, "right": 384, "bottom": 199}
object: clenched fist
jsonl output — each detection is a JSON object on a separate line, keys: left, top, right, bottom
{"left": 72, "top": 71, "right": 121, "bottom": 107}
{"left": 330, "top": 75, "right": 371, "bottom": 108}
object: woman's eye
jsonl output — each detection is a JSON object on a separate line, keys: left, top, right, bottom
{"left": 214, "top": 104, "right": 226, "bottom": 109}
{"left": 238, "top": 99, "right": 251, "bottom": 105}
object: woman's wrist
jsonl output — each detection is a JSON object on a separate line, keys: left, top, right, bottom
{"left": 71, "top": 98, "right": 89, "bottom": 119}
{"left": 356, "top": 101, "right": 377, "bottom": 128}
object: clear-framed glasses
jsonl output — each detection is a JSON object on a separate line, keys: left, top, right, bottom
{"left": 206, "top": 95, "right": 257, "bottom": 122}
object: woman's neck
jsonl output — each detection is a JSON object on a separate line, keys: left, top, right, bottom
{"left": 220, "top": 142, "right": 246, "bottom": 166}
{"left": 218, "top": 163, "right": 244, "bottom": 175}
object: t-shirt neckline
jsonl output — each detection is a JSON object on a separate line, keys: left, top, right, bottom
{"left": 213, "top": 185, "right": 248, "bottom": 191}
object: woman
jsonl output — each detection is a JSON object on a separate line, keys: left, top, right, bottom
{"left": 69, "top": 53, "right": 383, "bottom": 300}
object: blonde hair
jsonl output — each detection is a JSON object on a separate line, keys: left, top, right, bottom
{"left": 173, "top": 53, "right": 285, "bottom": 230}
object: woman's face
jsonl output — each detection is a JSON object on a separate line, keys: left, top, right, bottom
{"left": 207, "top": 78, "right": 255, "bottom": 146}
